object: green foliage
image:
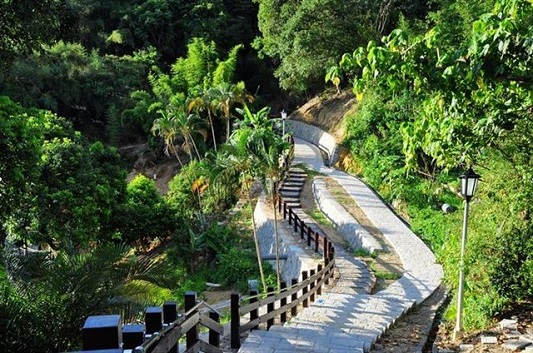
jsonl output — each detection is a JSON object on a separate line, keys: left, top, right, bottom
{"left": 0, "top": 97, "right": 127, "bottom": 248}
{"left": 166, "top": 159, "right": 238, "bottom": 219}
{"left": 172, "top": 38, "right": 219, "bottom": 93}
{"left": 121, "top": 175, "right": 178, "bottom": 247}
{"left": 0, "top": 0, "right": 74, "bottom": 63}
{"left": 254, "top": 0, "right": 432, "bottom": 93}
{"left": 492, "top": 224, "right": 533, "bottom": 301}
{"left": 0, "top": 42, "right": 153, "bottom": 144}
{"left": 213, "top": 247, "right": 257, "bottom": 288}
{"left": 0, "top": 243, "right": 174, "bottom": 352}
{"left": 336, "top": 0, "right": 533, "bottom": 171}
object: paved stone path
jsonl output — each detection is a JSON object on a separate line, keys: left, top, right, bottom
{"left": 238, "top": 138, "right": 443, "bottom": 353}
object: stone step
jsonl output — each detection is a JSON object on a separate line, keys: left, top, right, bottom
{"left": 282, "top": 180, "right": 305, "bottom": 186}
{"left": 240, "top": 326, "right": 366, "bottom": 352}
{"left": 281, "top": 196, "right": 300, "bottom": 203}
{"left": 286, "top": 177, "right": 306, "bottom": 183}
{"left": 279, "top": 190, "right": 301, "bottom": 198}
{"left": 283, "top": 202, "right": 301, "bottom": 209}
{"left": 287, "top": 168, "right": 307, "bottom": 177}
{"left": 279, "top": 185, "right": 302, "bottom": 192}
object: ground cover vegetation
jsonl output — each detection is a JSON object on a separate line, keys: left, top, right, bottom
{"left": 1, "top": 0, "right": 530, "bottom": 351}
{"left": 328, "top": 0, "right": 533, "bottom": 330}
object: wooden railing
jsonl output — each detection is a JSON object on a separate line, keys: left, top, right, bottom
{"left": 70, "top": 292, "right": 223, "bottom": 353}
{"left": 71, "top": 139, "right": 339, "bottom": 352}
{"left": 277, "top": 196, "right": 333, "bottom": 261}
{"left": 134, "top": 293, "right": 223, "bottom": 353}
{"left": 230, "top": 250, "right": 335, "bottom": 349}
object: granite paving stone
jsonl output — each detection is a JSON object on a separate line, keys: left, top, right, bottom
{"left": 237, "top": 137, "right": 443, "bottom": 353}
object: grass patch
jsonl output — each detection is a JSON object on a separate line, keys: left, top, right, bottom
{"left": 364, "top": 258, "right": 402, "bottom": 282}
{"left": 373, "top": 270, "right": 402, "bottom": 281}
{"left": 353, "top": 248, "right": 377, "bottom": 258}
{"left": 307, "top": 207, "right": 333, "bottom": 227}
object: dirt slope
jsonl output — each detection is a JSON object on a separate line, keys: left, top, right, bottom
{"left": 289, "top": 89, "right": 357, "bottom": 141}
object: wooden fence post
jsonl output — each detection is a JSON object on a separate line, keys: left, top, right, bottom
{"left": 280, "top": 282, "right": 287, "bottom": 323}
{"left": 317, "top": 264, "right": 323, "bottom": 296}
{"left": 294, "top": 213, "right": 299, "bottom": 233}
{"left": 209, "top": 311, "right": 220, "bottom": 348}
{"left": 291, "top": 278, "right": 298, "bottom": 317}
{"left": 184, "top": 291, "right": 198, "bottom": 350}
{"left": 163, "top": 301, "right": 177, "bottom": 324}
{"left": 314, "top": 231, "right": 319, "bottom": 253}
{"left": 82, "top": 315, "right": 122, "bottom": 351}
{"left": 249, "top": 290, "right": 258, "bottom": 330}
{"left": 145, "top": 307, "right": 163, "bottom": 335}
{"left": 231, "top": 293, "right": 241, "bottom": 349}
{"left": 267, "top": 287, "right": 275, "bottom": 330}
{"left": 309, "top": 269, "right": 316, "bottom": 303}
{"left": 306, "top": 225, "right": 311, "bottom": 247}
{"left": 122, "top": 324, "right": 144, "bottom": 350}
{"left": 290, "top": 208, "right": 294, "bottom": 225}
{"left": 283, "top": 202, "right": 287, "bottom": 220}
{"left": 302, "top": 271, "right": 309, "bottom": 308}
{"left": 325, "top": 258, "right": 330, "bottom": 286}
{"left": 300, "top": 219, "right": 305, "bottom": 240}
{"left": 323, "top": 237, "right": 329, "bottom": 261}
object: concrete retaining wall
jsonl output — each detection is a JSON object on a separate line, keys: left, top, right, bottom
{"left": 254, "top": 193, "right": 316, "bottom": 283}
{"left": 286, "top": 120, "right": 339, "bottom": 167}
{"left": 313, "top": 178, "right": 382, "bottom": 254}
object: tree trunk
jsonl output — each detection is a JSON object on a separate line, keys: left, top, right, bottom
{"left": 189, "top": 133, "right": 202, "bottom": 160}
{"left": 208, "top": 112, "right": 217, "bottom": 151}
{"left": 247, "top": 188, "right": 267, "bottom": 293}
{"left": 272, "top": 183, "right": 281, "bottom": 291}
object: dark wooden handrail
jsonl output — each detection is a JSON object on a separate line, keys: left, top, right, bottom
{"left": 230, "top": 251, "right": 335, "bottom": 349}
{"left": 278, "top": 195, "right": 330, "bottom": 261}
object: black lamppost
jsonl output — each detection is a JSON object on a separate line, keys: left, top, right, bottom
{"left": 453, "top": 167, "right": 481, "bottom": 340}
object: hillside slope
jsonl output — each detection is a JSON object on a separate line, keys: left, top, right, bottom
{"left": 289, "top": 90, "right": 357, "bottom": 141}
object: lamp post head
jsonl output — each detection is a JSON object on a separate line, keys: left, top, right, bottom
{"left": 281, "top": 110, "right": 287, "bottom": 120}
{"left": 460, "top": 167, "right": 481, "bottom": 202}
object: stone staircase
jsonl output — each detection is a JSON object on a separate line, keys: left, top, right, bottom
{"left": 237, "top": 139, "right": 443, "bottom": 353}
{"left": 239, "top": 168, "right": 379, "bottom": 352}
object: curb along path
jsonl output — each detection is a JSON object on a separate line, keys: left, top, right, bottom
{"left": 237, "top": 138, "right": 443, "bottom": 353}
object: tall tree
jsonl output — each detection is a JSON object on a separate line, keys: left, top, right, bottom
{"left": 234, "top": 105, "right": 289, "bottom": 289}
{"left": 253, "top": 0, "right": 431, "bottom": 93}
{"left": 209, "top": 82, "right": 254, "bottom": 142}
{"left": 0, "top": 0, "right": 74, "bottom": 65}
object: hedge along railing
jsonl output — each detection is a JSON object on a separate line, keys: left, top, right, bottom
{"left": 71, "top": 291, "right": 223, "bottom": 353}
{"left": 230, "top": 251, "right": 336, "bottom": 349}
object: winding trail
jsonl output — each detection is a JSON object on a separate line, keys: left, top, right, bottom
{"left": 238, "top": 138, "right": 443, "bottom": 353}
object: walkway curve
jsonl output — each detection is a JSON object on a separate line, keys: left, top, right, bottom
{"left": 238, "top": 137, "right": 443, "bottom": 353}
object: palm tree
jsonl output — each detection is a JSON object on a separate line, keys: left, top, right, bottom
{"left": 208, "top": 82, "right": 254, "bottom": 143}
{"left": 187, "top": 88, "right": 218, "bottom": 152}
{"left": 0, "top": 244, "right": 173, "bottom": 352}
{"left": 233, "top": 105, "right": 289, "bottom": 290}
{"left": 151, "top": 109, "right": 184, "bottom": 166}
{"left": 209, "top": 142, "right": 268, "bottom": 293}
{"left": 152, "top": 103, "right": 207, "bottom": 163}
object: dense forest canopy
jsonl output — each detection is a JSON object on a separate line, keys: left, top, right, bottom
{"left": 1, "top": 0, "right": 532, "bottom": 351}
